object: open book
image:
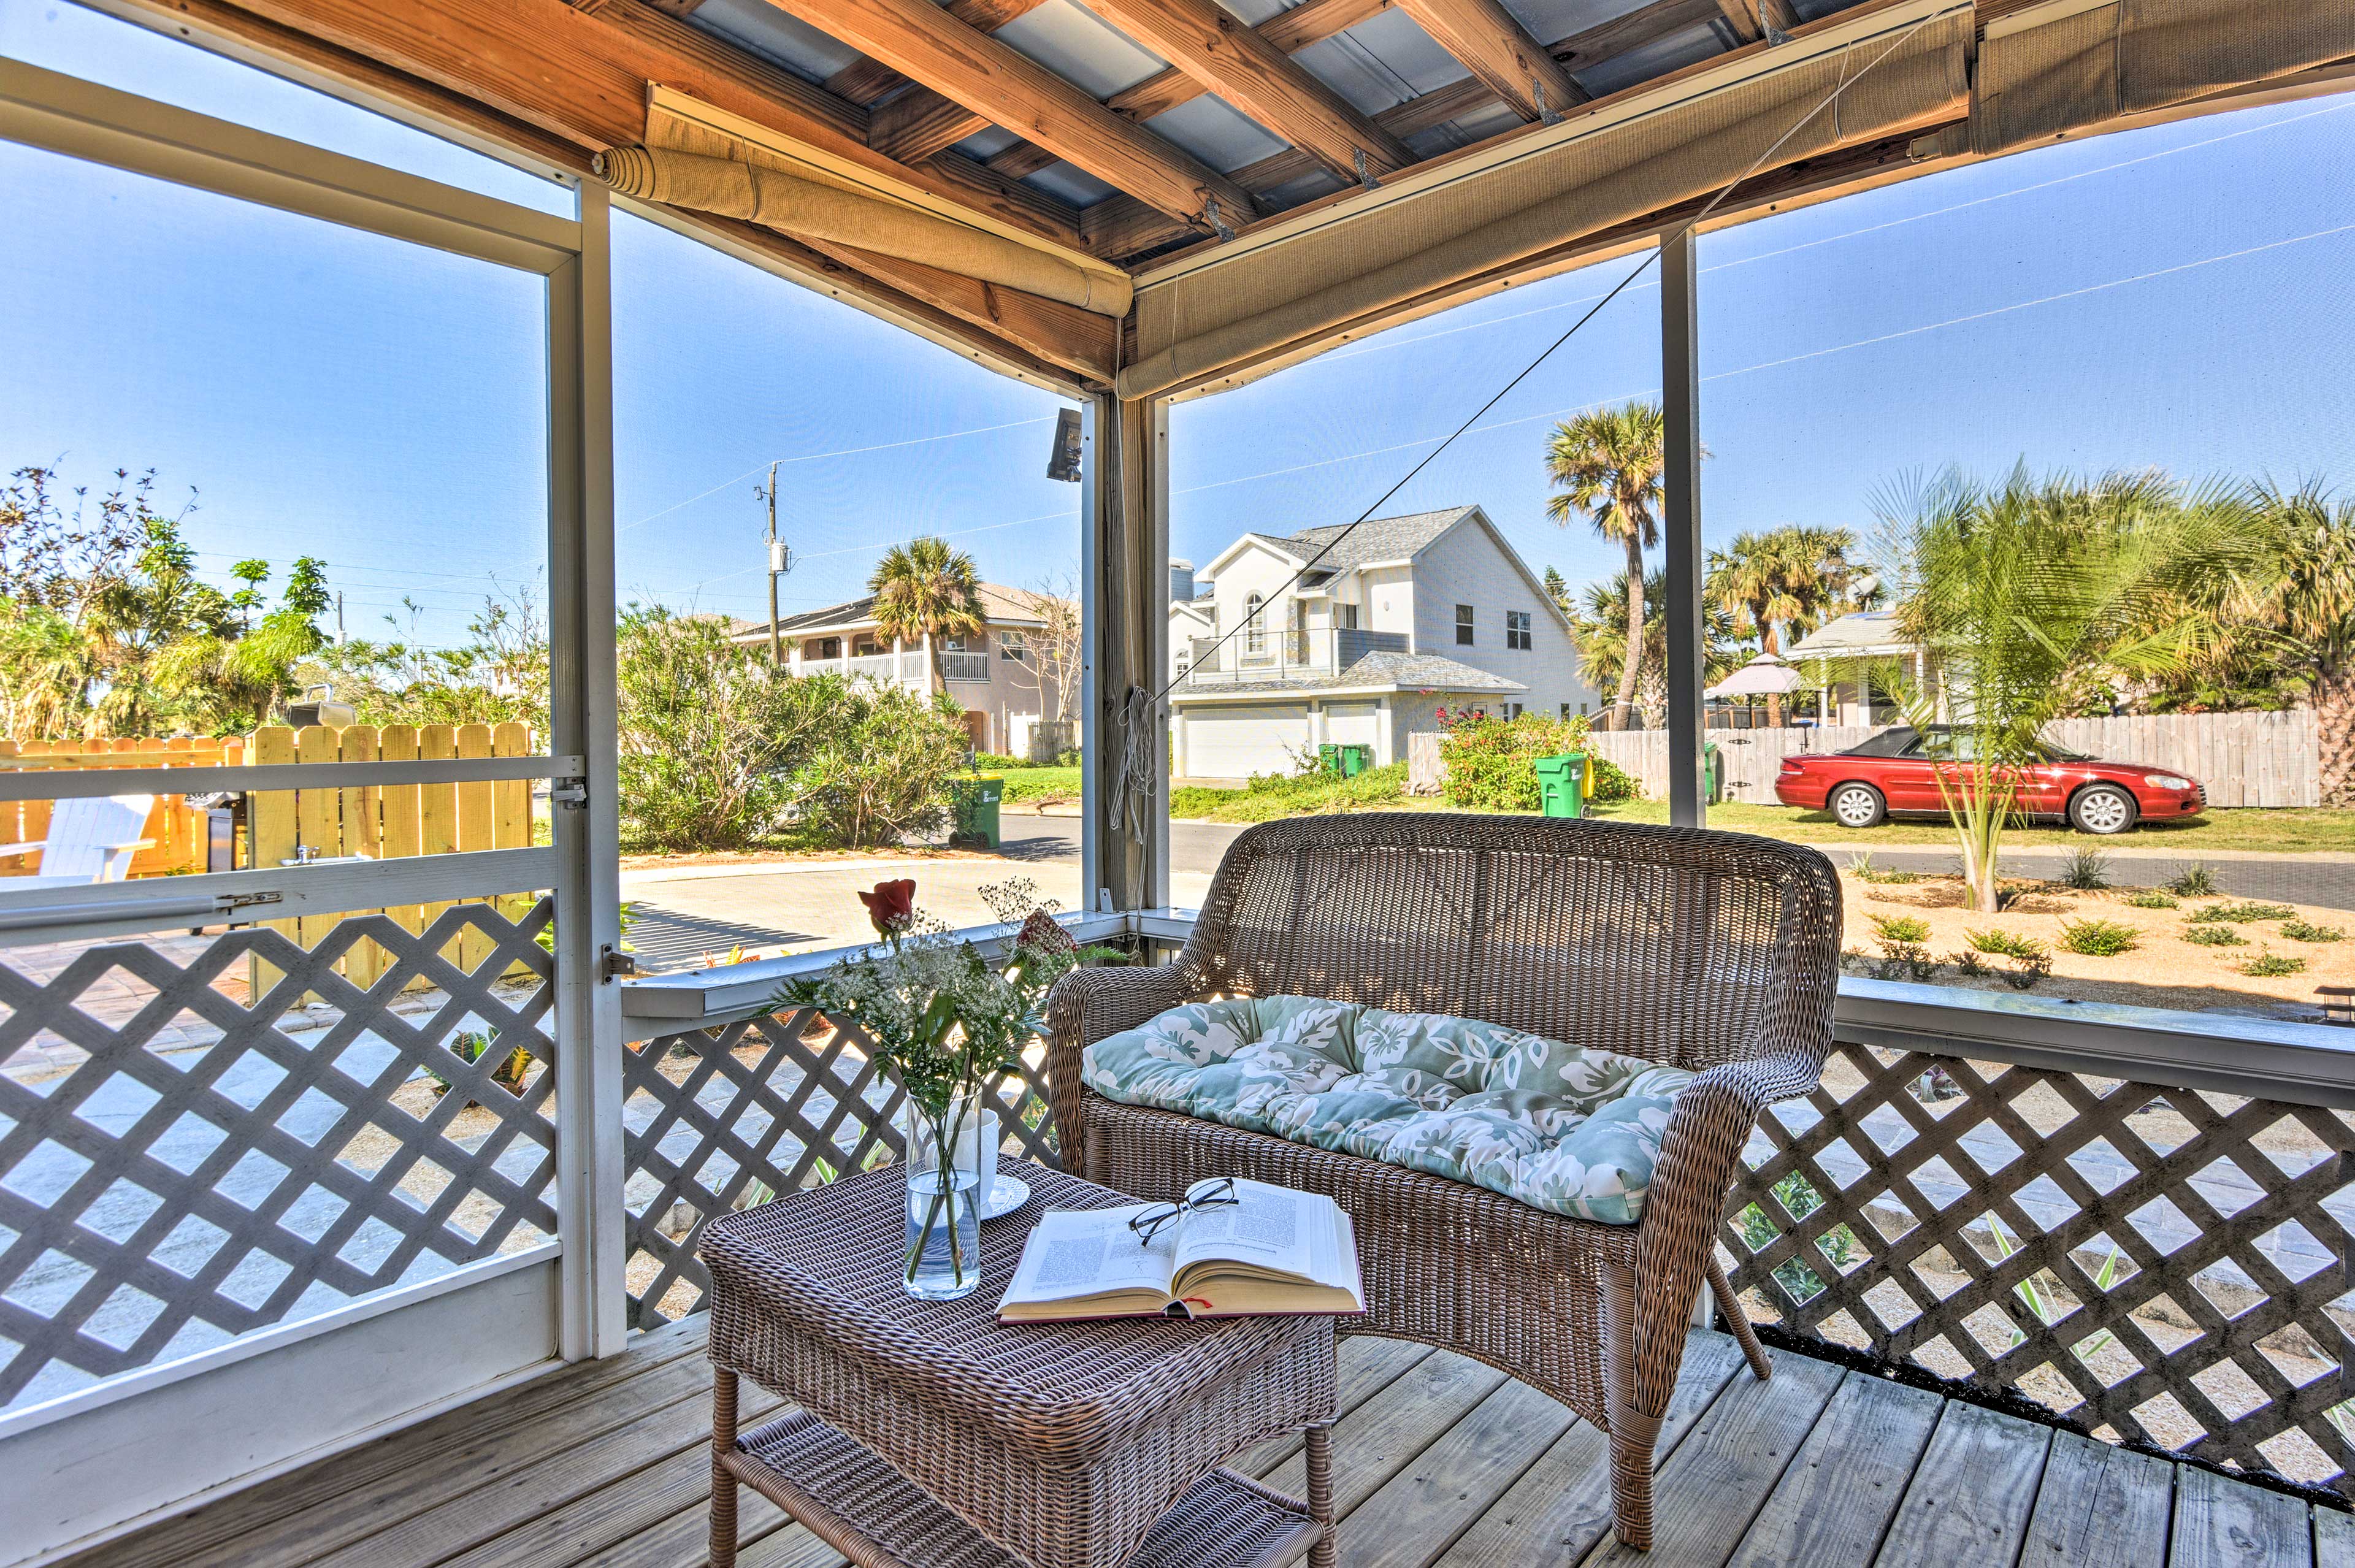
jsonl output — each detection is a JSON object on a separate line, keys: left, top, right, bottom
{"left": 997, "top": 1178, "right": 1365, "bottom": 1322}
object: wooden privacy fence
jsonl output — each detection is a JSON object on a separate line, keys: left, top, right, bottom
{"left": 1412, "top": 711, "right": 2324, "bottom": 808}
{"left": 0, "top": 736, "right": 246, "bottom": 876}
{"left": 248, "top": 722, "right": 537, "bottom": 992}
{"left": 0, "top": 724, "right": 537, "bottom": 992}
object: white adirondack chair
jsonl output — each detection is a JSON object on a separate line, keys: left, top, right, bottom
{"left": 0, "top": 794, "right": 158, "bottom": 890}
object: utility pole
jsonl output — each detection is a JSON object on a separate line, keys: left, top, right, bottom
{"left": 335, "top": 592, "right": 346, "bottom": 647}
{"left": 764, "top": 461, "right": 783, "bottom": 666}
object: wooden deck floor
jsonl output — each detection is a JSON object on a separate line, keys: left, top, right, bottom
{"left": 66, "top": 1317, "right": 2350, "bottom": 1568}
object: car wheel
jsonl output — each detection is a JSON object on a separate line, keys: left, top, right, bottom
{"left": 1829, "top": 782, "right": 1886, "bottom": 829}
{"left": 2070, "top": 784, "right": 2138, "bottom": 835}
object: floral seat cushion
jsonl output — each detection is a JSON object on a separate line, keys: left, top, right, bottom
{"left": 1080, "top": 995, "right": 1692, "bottom": 1225}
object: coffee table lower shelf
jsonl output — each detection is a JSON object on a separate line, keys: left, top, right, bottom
{"left": 724, "top": 1410, "right": 1327, "bottom": 1568}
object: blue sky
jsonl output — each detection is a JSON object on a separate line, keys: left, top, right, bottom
{"left": 5, "top": 2, "right": 2353, "bottom": 646}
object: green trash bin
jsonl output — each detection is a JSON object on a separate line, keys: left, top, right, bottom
{"left": 951, "top": 774, "right": 1004, "bottom": 849}
{"left": 1338, "top": 744, "right": 1372, "bottom": 778}
{"left": 1533, "top": 753, "right": 1587, "bottom": 819}
{"left": 1317, "top": 743, "right": 1344, "bottom": 777}
{"left": 1703, "top": 741, "right": 1723, "bottom": 805}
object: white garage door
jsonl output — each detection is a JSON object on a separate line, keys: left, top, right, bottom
{"left": 1323, "top": 700, "right": 1379, "bottom": 754}
{"left": 1184, "top": 705, "right": 1307, "bottom": 779}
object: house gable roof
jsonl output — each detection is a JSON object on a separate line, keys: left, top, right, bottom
{"left": 731, "top": 581, "right": 1052, "bottom": 642}
{"left": 1173, "top": 649, "right": 1525, "bottom": 701}
{"left": 1785, "top": 610, "right": 1919, "bottom": 659}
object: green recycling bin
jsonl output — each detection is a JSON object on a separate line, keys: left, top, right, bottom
{"left": 1534, "top": 753, "right": 1587, "bottom": 819}
{"left": 1338, "top": 744, "right": 1372, "bottom": 778}
{"left": 1704, "top": 741, "right": 1724, "bottom": 805}
{"left": 1317, "top": 743, "right": 1344, "bottom": 777}
{"left": 951, "top": 774, "right": 1004, "bottom": 849}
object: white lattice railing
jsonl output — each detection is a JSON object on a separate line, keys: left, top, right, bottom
{"left": 0, "top": 901, "right": 559, "bottom": 1413}
{"left": 620, "top": 917, "right": 2355, "bottom": 1498}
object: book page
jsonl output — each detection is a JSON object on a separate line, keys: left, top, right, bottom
{"left": 1171, "top": 1178, "right": 1317, "bottom": 1282}
{"left": 1000, "top": 1204, "right": 1176, "bottom": 1307}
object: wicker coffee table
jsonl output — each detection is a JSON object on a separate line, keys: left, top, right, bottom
{"left": 700, "top": 1159, "right": 1338, "bottom": 1568}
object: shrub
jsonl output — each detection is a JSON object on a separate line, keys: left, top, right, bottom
{"left": 2001, "top": 948, "right": 2054, "bottom": 989}
{"left": 1870, "top": 914, "right": 1931, "bottom": 944}
{"left": 616, "top": 608, "right": 843, "bottom": 852}
{"left": 1950, "top": 947, "right": 1988, "bottom": 976}
{"left": 2164, "top": 863, "right": 2219, "bottom": 897}
{"left": 1875, "top": 943, "right": 1939, "bottom": 982}
{"left": 2238, "top": 947, "right": 2308, "bottom": 977}
{"left": 1437, "top": 712, "right": 1596, "bottom": 812}
{"left": 2181, "top": 924, "right": 2247, "bottom": 946}
{"left": 2280, "top": 918, "right": 2345, "bottom": 943}
{"left": 1587, "top": 755, "right": 1641, "bottom": 804}
{"left": 1735, "top": 1170, "right": 1857, "bottom": 1302}
{"left": 792, "top": 682, "right": 971, "bottom": 848}
{"left": 2058, "top": 848, "right": 2112, "bottom": 891}
{"left": 2058, "top": 918, "right": 2140, "bottom": 957}
{"left": 2123, "top": 890, "right": 2178, "bottom": 909}
{"left": 1967, "top": 927, "right": 2043, "bottom": 958}
{"left": 2186, "top": 901, "right": 2297, "bottom": 924}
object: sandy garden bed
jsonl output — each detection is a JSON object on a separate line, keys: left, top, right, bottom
{"left": 1833, "top": 866, "right": 2353, "bottom": 1022}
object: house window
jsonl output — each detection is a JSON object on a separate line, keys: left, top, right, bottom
{"left": 1245, "top": 594, "right": 1265, "bottom": 654}
{"left": 1455, "top": 605, "right": 1474, "bottom": 646}
{"left": 813, "top": 637, "right": 841, "bottom": 660}
{"left": 1335, "top": 602, "right": 1359, "bottom": 630}
{"left": 1506, "top": 610, "right": 1533, "bottom": 651}
{"left": 1560, "top": 702, "right": 1572, "bottom": 720}
{"left": 1503, "top": 702, "right": 1523, "bottom": 721}
{"left": 998, "top": 630, "right": 1030, "bottom": 661}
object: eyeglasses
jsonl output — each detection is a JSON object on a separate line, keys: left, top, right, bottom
{"left": 1128, "top": 1177, "right": 1238, "bottom": 1247}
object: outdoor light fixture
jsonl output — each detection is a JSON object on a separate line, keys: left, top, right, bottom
{"left": 1047, "top": 407, "right": 1082, "bottom": 481}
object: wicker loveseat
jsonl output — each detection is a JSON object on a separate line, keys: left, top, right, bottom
{"left": 1046, "top": 813, "right": 1840, "bottom": 1551}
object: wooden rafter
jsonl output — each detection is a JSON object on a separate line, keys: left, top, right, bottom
{"left": 1712, "top": 0, "right": 1763, "bottom": 45}
{"left": 752, "top": 0, "right": 1256, "bottom": 228}
{"left": 1392, "top": 0, "right": 1587, "bottom": 122}
{"left": 144, "top": 0, "right": 1112, "bottom": 381}
{"left": 824, "top": 0, "right": 1049, "bottom": 107}
{"left": 1066, "top": 0, "right": 1412, "bottom": 183}
{"left": 1084, "top": 0, "right": 1727, "bottom": 260}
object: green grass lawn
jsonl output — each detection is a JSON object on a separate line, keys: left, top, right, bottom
{"left": 1159, "top": 763, "right": 2355, "bottom": 854}
{"left": 990, "top": 765, "right": 1081, "bottom": 807}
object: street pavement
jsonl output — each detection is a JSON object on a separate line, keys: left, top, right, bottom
{"left": 618, "top": 809, "right": 2355, "bottom": 970}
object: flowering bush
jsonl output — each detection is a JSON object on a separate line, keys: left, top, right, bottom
{"left": 1438, "top": 711, "right": 1608, "bottom": 812}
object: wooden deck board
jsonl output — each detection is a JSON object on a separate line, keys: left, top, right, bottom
{"left": 73, "top": 1320, "right": 2340, "bottom": 1568}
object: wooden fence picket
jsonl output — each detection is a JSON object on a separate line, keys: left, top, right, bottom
{"left": 416, "top": 724, "right": 459, "bottom": 968}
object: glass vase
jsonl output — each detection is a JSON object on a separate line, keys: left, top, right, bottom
{"left": 902, "top": 1092, "right": 987, "bottom": 1301}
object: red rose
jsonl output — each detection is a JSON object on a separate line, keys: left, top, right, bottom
{"left": 859, "top": 879, "right": 918, "bottom": 938}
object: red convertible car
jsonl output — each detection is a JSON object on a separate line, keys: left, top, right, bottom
{"left": 1774, "top": 725, "right": 2206, "bottom": 835}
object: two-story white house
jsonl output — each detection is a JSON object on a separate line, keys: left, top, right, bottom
{"left": 1170, "top": 506, "right": 1598, "bottom": 779}
{"left": 730, "top": 582, "right": 1074, "bottom": 759}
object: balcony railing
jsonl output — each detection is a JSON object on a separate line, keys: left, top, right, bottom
{"left": 1181, "top": 626, "right": 1409, "bottom": 687}
{"left": 940, "top": 651, "right": 990, "bottom": 684}
{"left": 616, "top": 912, "right": 2355, "bottom": 1499}
{"left": 798, "top": 649, "right": 929, "bottom": 689}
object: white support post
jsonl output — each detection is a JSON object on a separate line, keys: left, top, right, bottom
{"left": 1078, "top": 400, "right": 1104, "bottom": 912}
{"left": 1661, "top": 229, "right": 1707, "bottom": 832}
{"left": 547, "top": 181, "right": 627, "bottom": 1361}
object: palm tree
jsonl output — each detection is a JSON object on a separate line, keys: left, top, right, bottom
{"left": 1545, "top": 402, "right": 1665, "bottom": 730}
{"left": 1706, "top": 526, "right": 1858, "bottom": 725}
{"left": 868, "top": 536, "right": 987, "bottom": 694}
{"left": 1885, "top": 467, "right": 2267, "bottom": 911}
{"left": 2242, "top": 484, "right": 2355, "bottom": 805}
{"left": 1569, "top": 570, "right": 1746, "bottom": 725}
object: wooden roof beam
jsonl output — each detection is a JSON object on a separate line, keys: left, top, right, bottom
{"left": 1712, "top": 0, "right": 1762, "bottom": 45}
{"left": 1391, "top": 0, "right": 1587, "bottom": 121}
{"left": 753, "top": 0, "right": 1256, "bottom": 229}
{"left": 824, "top": 0, "right": 1052, "bottom": 105}
{"left": 1069, "top": 0, "right": 1412, "bottom": 183}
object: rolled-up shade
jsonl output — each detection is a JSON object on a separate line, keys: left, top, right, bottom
{"left": 1967, "top": 0, "right": 2355, "bottom": 156}
{"left": 607, "top": 88, "right": 1132, "bottom": 318}
{"left": 1120, "top": 0, "right": 1970, "bottom": 400}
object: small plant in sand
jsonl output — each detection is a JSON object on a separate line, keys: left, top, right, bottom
{"left": 2058, "top": 918, "right": 2140, "bottom": 957}
{"left": 2238, "top": 947, "right": 2308, "bottom": 977}
{"left": 2279, "top": 918, "right": 2345, "bottom": 943}
{"left": 2123, "top": 890, "right": 2178, "bottom": 909}
{"left": 1848, "top": 852, "right": 1922, "bottom": 885}
{"left": 2181, "top": 924, "right": 2247, "bottom": 947}
{"left": 2057, "top": 848, "right": 2112, "bottom": 891}
{"left": 1950, "top": 947, "right": 1989, "bottom": 976}
{"left": 2164, "top": 863, "right": 2219, "bottom": 897}
{"left": 1967, "top": 927, "right": 2043, "bottom": 959}
{"left": 1870, "top": 914, "right": 1931, "bottom": 944}
{"left": 2188, "top": 901, "right": 2297, "bottom": 924}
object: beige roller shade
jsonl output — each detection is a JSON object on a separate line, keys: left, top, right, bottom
{"left": 1972, "top": 0, "right": 2355, "bottom": 155}
{"left": 1120, "top": 0, "right": 1970, "bottom": 400}
{"left": 605, "top": 88, "right": 1132, "bottom": 318}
